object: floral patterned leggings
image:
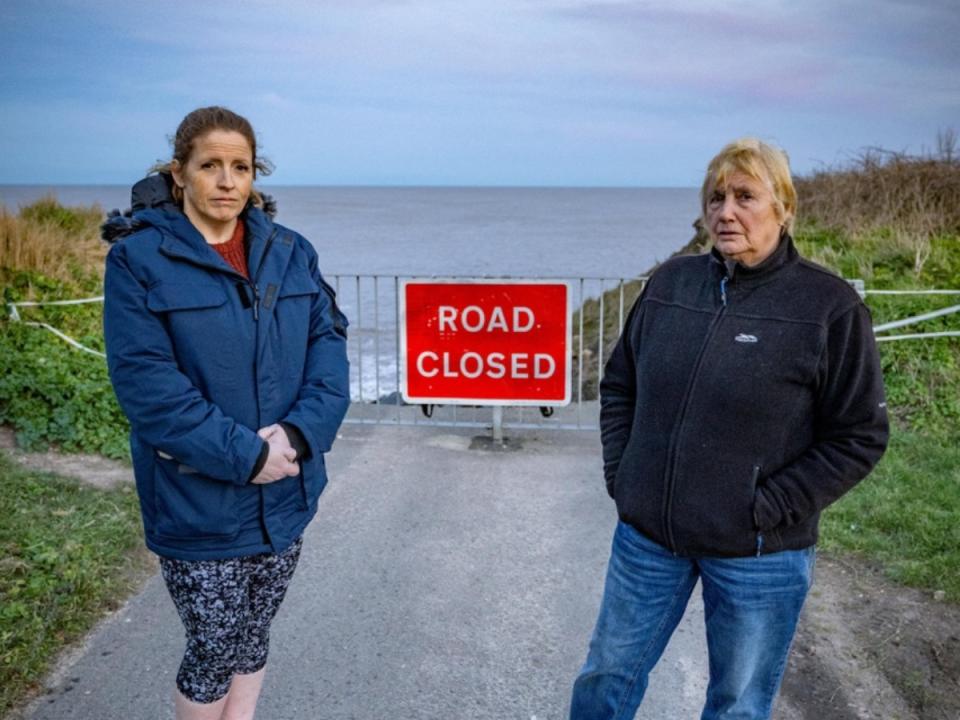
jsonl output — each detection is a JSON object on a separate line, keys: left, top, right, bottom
{"left": 159, "top": 536, "right": 303, "bottom": 704}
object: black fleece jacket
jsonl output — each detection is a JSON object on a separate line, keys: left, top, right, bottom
{"left": 600, "top": 236, "right": 889, "bottom": 557}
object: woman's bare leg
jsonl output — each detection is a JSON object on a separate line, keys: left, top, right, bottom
{"left": 220, "top": 668, "right": 267, "bottom": 720}
{"left": 174, "top": 687, "right": 227, "bottom": 720}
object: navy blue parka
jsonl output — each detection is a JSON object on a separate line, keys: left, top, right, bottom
{"left": 104, "top": 194, "right": 350, "bottom": 560}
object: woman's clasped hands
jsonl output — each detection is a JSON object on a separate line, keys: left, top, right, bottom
{"left": 251, "top": 424, "right": 300, "bottom": 484}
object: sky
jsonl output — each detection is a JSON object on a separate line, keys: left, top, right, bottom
{"left": 1, "top": 0, "right": 958, "bottom": 186}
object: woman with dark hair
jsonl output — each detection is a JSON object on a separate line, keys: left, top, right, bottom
{"left": 103, "top": 106, "right": 350, "bottom": 720}
{"left": 570, "top": 138, "right": 889, "bottom": 719}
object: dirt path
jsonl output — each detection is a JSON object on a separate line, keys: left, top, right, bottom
{"left": 779, "top": 556, "right": 960, "bottom": 720}
{"left": 4, "top": 426, "right": 958, "bottom": 719}
{"left": 0, "top": 428, "right": 131, "bottom": 489}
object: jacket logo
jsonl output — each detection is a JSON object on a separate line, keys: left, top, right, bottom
{"left": 735, "top": 333, "right": 758, "bottom": 343}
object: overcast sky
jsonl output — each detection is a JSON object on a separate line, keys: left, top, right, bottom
{"left": 2, "top": 0, "right": 957, "bottom": 186}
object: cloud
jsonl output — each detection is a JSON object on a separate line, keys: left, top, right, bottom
{"left": 1, "top": 0, "right": 957, "bottom": 184}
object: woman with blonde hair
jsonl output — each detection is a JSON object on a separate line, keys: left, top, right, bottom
{"left": 570, "top": 138, "right": 889, "bottom": 719}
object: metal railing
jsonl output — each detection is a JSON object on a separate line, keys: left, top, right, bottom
{"left": 866, "top": 289, "right": 960, "bottom": 342}
{"left": 331, "top": 274, "right": 646, "bottom": 431}
{"left": 7, "top": 277, "right": 959, "bottom": 432}
{"left": 333, "top": 274, "right": 960, "bottom": 430}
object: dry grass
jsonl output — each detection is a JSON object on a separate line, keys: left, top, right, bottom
{"left": 795, "top": 132, "right": 960, "bottom": 275}
{"left": 0, "top": 197, "right": 106, "bottom": 292}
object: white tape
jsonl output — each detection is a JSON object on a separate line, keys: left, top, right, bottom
{"left": 23, "top": 322, "right": 107, "bottom": 358}
{"left": 11, "top": 295, "right": 104, "bottom": 307}
{"left": 6, "top": 296, "right": 107, "bottom": 358}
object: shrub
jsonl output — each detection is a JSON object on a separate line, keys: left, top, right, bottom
{"left": 0, "top": 320, "right": 128, "bottom": 459}
{"left": 0, "top": 197, "right": 105, "bottom": 291}
{"left": 795, "top": 136, "right": 960, "bottom": 275}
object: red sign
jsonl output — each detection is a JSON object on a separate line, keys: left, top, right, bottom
{"left": 400, "top": 280, "right": 570, "bottom": 405}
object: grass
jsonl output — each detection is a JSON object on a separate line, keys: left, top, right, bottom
{"left": 819, "top": 429, "right": 960, "bottom": 601}
{"left": 0, "top": 454, "right": 149, "bottom": 716}
{"left": 799, "top": 221, "right": 960, "bottom": 600}
{"left": 572, "top": 232, "right": 704, "bottom": 399}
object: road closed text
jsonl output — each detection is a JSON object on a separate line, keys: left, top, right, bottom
{"left": 401, "top": 282, "right": 570, "bottom": 405}
{"left": 416, "top": 349, "right": 556, "bottom": 380}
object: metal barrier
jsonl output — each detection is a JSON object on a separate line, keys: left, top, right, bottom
{"left": 867, "top": 289, "right": 960, "bottom": 343}
{"left": 7, "top": 277, "right": 959, "bottom": 432}
{"left": 330, "top": 274, "right": 646, "bottom": 431}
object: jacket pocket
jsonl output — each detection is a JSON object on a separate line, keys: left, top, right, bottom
{"left": 279, "top": 274, "right": 318, "bottom": 294}
{"left": 269, "top": 272, "right": 320, "bottom": 349}
{"left": 146, "top": 283, "right": 227, "bottom": 312}
{"left": 274, "top": 271, "right": 348, "bottom": 340}
{"left": 152, "top": 455, "right": 239, "bottom": 540}
{"left": 299, "top": 454, "right": 328, "bottom": 510}
{"left": 145, "top": 283, "right": 234, "bottom": 371}
{"left": 750, "top": 464, "right": 762, "bottom": 499}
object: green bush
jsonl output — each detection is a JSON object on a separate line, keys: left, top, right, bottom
{"left": 0, "top": 308, "right": 128, "bottom": 460}
{"left": 18, "top": 196, "right": 101, "bottom": 237}
{"left": 2, "top": 199, "right": 127, "bottom": 457}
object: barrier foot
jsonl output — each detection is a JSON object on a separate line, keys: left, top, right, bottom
{"left": 492, "top": 406, "right": 504, "bottom": 445}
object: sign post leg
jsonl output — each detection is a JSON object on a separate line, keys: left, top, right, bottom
{"left": 492, "top": 406, "right": 504, "bottom": 445}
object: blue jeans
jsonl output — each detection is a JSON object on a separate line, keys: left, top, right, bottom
{"left": 570, "top": 521, "right": 814, "bottom": 720}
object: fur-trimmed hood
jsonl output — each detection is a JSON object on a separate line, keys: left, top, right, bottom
{"left": 101, "top": 172, "right": 277, "bottom": 243}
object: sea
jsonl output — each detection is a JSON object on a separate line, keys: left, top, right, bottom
{"left": 1, "top": 184, "right": 700, "bottom": 403}
{"left": 0, "top": 185, "right": 699, "bottom": 278}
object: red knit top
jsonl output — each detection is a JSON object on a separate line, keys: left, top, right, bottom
{"left": 210, "top": 220, "right": 249, "bottom": 278}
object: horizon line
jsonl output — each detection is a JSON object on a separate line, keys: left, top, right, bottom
{"left": 0, "top": 182, "right": 700, "bottom": 191}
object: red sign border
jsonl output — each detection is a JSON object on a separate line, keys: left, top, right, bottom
{"left": 399, "top": 278, "right": 572, "bottom": 406}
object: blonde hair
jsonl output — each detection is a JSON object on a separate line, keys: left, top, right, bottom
{"left": 700, "top": 137, "right": 797, "bottom": 233}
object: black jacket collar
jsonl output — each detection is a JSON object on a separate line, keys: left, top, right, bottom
{"left": 710, "top": 232, "right": 798, "bottom": 285}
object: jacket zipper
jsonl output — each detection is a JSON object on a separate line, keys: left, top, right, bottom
{"left": 660, "top": 271, "right": 730, "bottom": 553}
{"left": 249, "top": 229, "right": 278, "bottom": 323}
{"left": 248, "top": 228, "right": 278, "bottom": 427}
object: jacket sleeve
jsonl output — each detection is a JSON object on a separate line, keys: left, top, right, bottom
{"left": 599, "top": 295, "right": 642, "bottom": 497}
{"left": 103, "top": 243, "right": 265, "bottom": 484}
{"left": 279, "top": 244, "right": 350, "bottom": 458}
{"left": 753, "top": 301, "right": 889, "bottom": 530}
